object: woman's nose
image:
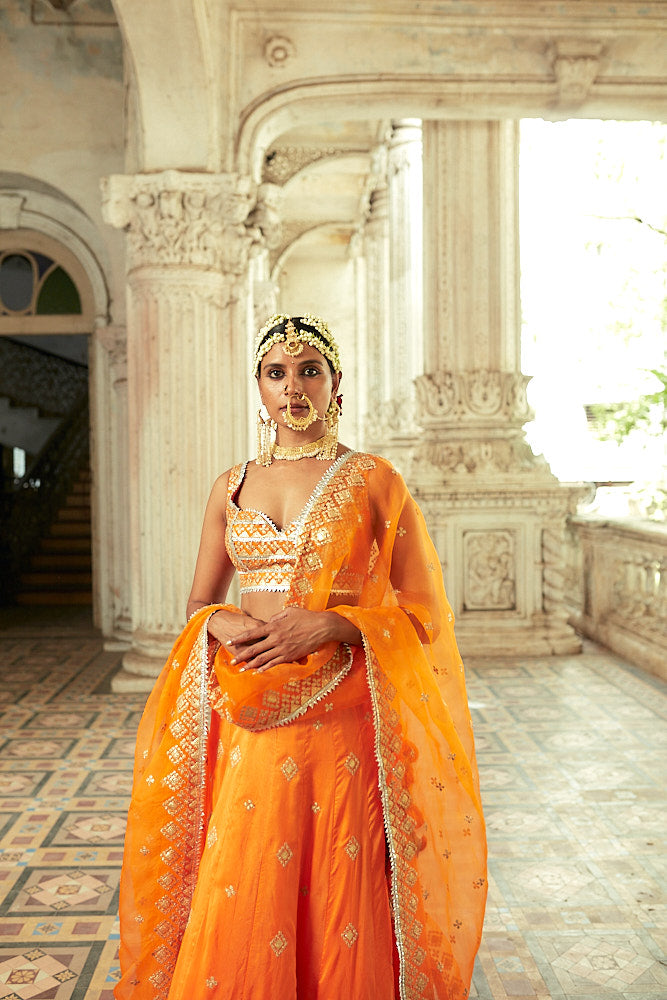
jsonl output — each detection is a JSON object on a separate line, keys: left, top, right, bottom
{"left": 284, "top": 370, "right": 301, "bottom": 394}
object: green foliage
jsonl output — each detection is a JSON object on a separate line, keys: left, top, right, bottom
{"left": 590, "top": 368, "right": 667, "bottom": 443}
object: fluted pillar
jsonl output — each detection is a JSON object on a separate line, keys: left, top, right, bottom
{"left": 90, "top": 323, "right": 131, "bottom": 648}
{"left": 375, "top": 120, "right": 423, "bottom": 465}
{"left": 102, "top": 170, "right": 257, "bottom": 688}
{"left": 413, "top": 121, "right": 586, "bottom": 656}
{"left": 361, "top": 149, "right": 390, "bottom": 446}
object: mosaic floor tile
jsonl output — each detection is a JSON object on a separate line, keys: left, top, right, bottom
{"left": 0, "top": 616, "right": 665, "bottom": 997}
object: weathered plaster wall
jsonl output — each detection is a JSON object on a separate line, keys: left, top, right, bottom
{"left": 0, "top": 1, "right": 126, "bottom": 319}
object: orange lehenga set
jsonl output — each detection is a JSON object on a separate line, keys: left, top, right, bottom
{"left": 115, "top": 452, "right": 487, "bottom": 1000}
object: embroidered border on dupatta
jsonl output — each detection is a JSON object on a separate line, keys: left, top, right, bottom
{"left": 135, "top": 611, "right": 217, "bottom": 999}
{"left": 208, "top": 642, "right": 354, "bottom": 731}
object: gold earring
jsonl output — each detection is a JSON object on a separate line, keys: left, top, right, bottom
{"left": 256, "top": 409, "right": 277, "bottom": 466}
{"left": 319, "top": 396, "right": 340, "bottom": 459}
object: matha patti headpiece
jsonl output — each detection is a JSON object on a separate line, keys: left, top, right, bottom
{"left": 252, "top": 314, "right": 342, "bottom": 376}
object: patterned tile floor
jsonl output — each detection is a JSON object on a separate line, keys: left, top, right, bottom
{"left": 0, "top": 607, "right": 664, "bottom": 1000}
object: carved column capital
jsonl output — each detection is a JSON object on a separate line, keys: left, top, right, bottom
{"left": 245, "top": 182, "right": 283, "bottom": 251}
{"left": 101, "top": 170, "right": 257, "bottom": 274}
{"left": 415, "top": 369, "right": 532, "bottom": 425}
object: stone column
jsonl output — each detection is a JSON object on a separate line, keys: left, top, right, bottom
{"left": 377, "top": 119, "right": 423, "bottom": 467}
{"left": 361, "top": 148, "right": 390, "bottom": 448}
{"left": 102, "top": 170, "right": 257, "bottom": 688}
{"left": 90, "top": 323, "right": 132, "bottom": 649}
{"left": 413, "top": 121, "right": 585, "bottom": 656}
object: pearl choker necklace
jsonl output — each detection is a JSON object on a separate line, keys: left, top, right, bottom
{"left": 272, "top": 432, "right": 337, "bottom": 461}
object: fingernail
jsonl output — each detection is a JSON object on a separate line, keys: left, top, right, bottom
{"left": 230, "top": 658, "right": 237, "bottom": 665}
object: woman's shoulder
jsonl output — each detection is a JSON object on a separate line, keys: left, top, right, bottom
{"left": 346, "top": 450, "right": 403, "bottom": 481}
{"left": 209, "top": 460, "right": 247, "bottom": 500}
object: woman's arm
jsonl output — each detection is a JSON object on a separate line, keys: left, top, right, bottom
{"left": 225, "top": 607, "right": 361, "bottom": 672}
{"left": 186, "top": 473, "right": 265, "bottom": 641}
{"left": 186, "top": 472, "right": 234, "bottom": 616}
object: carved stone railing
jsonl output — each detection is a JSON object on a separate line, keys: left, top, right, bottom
{"left": 566, "top": 515, "right": 667, "bottom": 680}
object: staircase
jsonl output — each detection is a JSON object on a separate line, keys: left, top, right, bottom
{"left": 16, "top": 469, "right": 92, "bottom": 606}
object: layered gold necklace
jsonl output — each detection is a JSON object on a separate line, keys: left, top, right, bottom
{"left": 272, "top": 431, "right": 337, "bottom": 461}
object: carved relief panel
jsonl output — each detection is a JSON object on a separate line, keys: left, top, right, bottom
{"left": 462, "top": 529, "right": 517, "bottom": 612}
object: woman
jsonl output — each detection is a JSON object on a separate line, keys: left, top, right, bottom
{"left": 115, "top": 315, "right": 487, "bottom": 1000}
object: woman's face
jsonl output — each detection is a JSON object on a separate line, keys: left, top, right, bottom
{"left": 257, "top": 341, "right": 340, "bottom": 432}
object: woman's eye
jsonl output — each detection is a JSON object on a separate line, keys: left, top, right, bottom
{"left": 268, "top": 369, "right": 284, "bottom": 378}
{"left": 303, "top": 367, "right": 320, "bottom": 376}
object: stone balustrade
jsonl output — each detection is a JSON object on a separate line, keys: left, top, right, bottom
{"left": 566, "top": 516, "right": 667, "bottom": 680}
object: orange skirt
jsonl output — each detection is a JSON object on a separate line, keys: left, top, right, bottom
{"left": 167, "top": 656, "right": 396, "bottom": 1000}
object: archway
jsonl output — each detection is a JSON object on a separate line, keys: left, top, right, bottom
{"left": 0, "top": 180, "right": 111, "bottom": 616}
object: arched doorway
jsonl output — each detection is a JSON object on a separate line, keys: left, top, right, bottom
{"left": 0, "top": 229, "right": 98, "bottom": 608}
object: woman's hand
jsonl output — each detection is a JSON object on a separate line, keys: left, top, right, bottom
{"left": 225, "top": 608, "right": 361, "bottom": 673}
{"left": 207, "top": 609, "right": 267, "bottom": 647}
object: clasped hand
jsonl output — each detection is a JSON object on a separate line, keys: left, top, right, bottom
{"left": 208, "top": 607, "right": 337, "bottom": 674}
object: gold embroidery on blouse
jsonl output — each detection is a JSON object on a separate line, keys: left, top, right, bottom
{"left": 206, "top": 976, "right": 218, "bottom": 988}
{"left": 206, "top": 826, "right": 218, "bottom": 848}
{"left": 226, "top": 455, "right": 352, "bottom": 595}
{"left": 229, "top": 746, "right": 241, "bottom": 767}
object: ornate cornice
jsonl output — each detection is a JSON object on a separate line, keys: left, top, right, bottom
{"left": 414, "top": 483, "right": 589, "bottom": 517}
{"left": 365, "top": 397, "right": 419, "bottom": 445}
{"left": 101, "top": 171, "right": 257, "bottom": 273}
{"left": 411, "top": 436, "right": 557, "bottom": 484}
{"left": 415, "top": 370, "right": 532, "bottom": 424}
{"left": 552, "top": 39, "right": 603, "bottom": 106}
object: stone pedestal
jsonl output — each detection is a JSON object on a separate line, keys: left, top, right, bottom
{"left": 413, "top": 120, "right": 585, "bottom": 655}
{"left": 102, "top": 170, "right": 258, "bottom": 689}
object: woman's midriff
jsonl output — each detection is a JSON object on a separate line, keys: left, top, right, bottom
{"left": 241, "top": 593, "right": 360, "bottom": 622}
{"left": 241, "top": 592, "right": 287, "bottom": 622}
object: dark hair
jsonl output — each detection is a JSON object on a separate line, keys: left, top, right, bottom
{"left": 256, "top": 317, "right": 337, "bottom": 376}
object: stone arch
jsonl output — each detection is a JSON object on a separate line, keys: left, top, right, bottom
{"left": 0, "top": 175, "right": 115, "bottom": 618}
{"left": 0, "top": 174, "right": 110, "bottom": 326}
{"left": 111, "top": 0, "right": 218, "bottom": 170}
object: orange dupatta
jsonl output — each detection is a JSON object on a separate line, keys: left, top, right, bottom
{"left": 116, "top": 451, "right": 486, "bottom": 1000}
